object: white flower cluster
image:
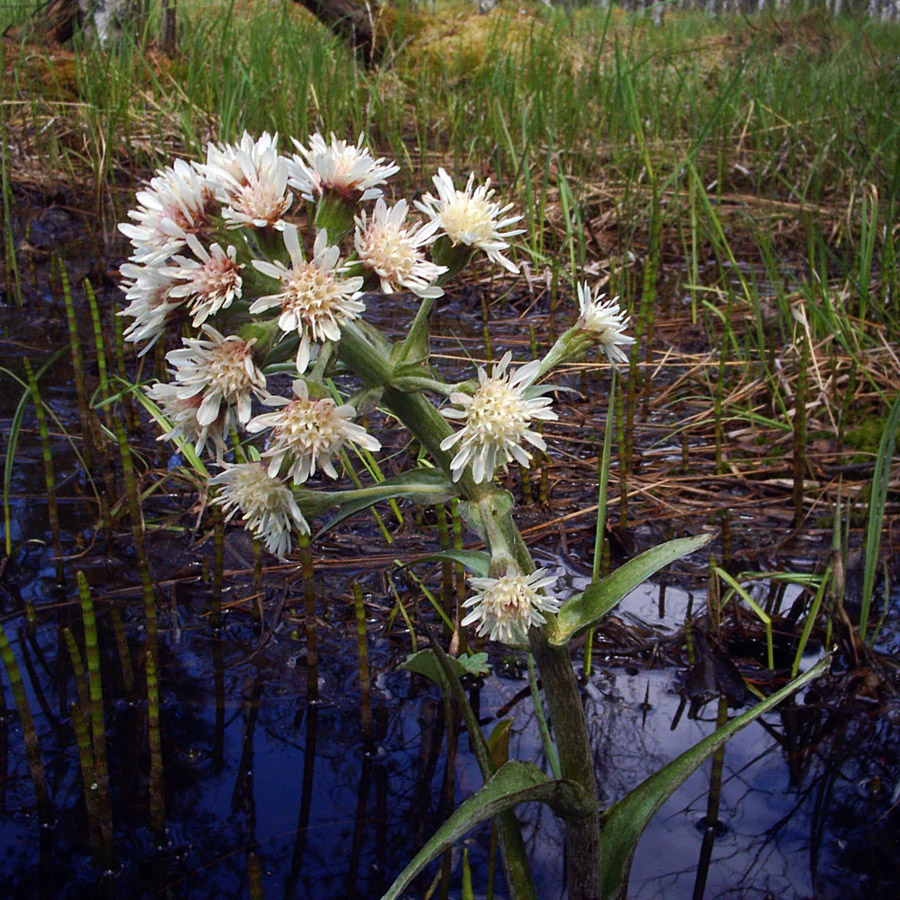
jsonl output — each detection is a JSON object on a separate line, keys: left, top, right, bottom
{"left": 119, "top": 133, "right": 633, "bottom": 645}
{"left": 119, "top": 132, "right": 524, "bottom": 558}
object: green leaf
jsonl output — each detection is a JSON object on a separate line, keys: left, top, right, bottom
{"left": 379, "top": 761, "right": 593, "bottom": 900}
{"left": 553, "top": 534, "right": 713, "bottom": 645}
{"left": 401, "top": 649, "right": 492, "bottom": 687}
{"left": 597, "top": 655, "right": 830, "bottom": 900}
{"left": 403, "top": 549, "right": 492, "bottom": 578}
{"left": 488, "top": 719, "right": 513, "bottom": 770}
{"left": 459, "top": 651, "right": 492, "bottom": 677}
{"left": 394, "top": 296, "right": 434, "bottom": 368}
{"left": 461, "top": 848, "right": 474, "bottom": 900}
{"left": 458, "top": 491, "right": 515, "bottom": 541}
{"left": 311, "top": 468, "right": 458, "bottom": 536}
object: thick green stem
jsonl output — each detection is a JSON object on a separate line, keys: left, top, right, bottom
{"left": 338, "top": 318, "right": 602, "bottom": 896}
{"left": 529, "top": 629, "right": 601, "bottom": 900}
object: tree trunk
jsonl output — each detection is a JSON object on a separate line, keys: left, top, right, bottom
{"left": 3, "top": 0, "right": 81, "bottom": 44}
{"left": 292, "top": 0, "right": 381, "bottom": 64}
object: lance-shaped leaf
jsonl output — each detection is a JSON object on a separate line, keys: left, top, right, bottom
{"left": 597, "top": 655, "right": 830, "bottom": 900}
{"left": 380, "top": 761, "right": 594, "bottom": 900}
{"left": 399, "top": 548, "right": 492, "bottom": 578}
{"left": 552, "top": 533, "right": 713, "bottom": 646}
{"left": 304, "top": 468, "right": 458, "bottom": 535}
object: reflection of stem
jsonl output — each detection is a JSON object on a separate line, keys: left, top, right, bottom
{"left": 353, "top": 583, "right": 373, "bottom": 748}
{"left": 299, "top": 533, "right": 318, "bottom": 703}
{"left": 346, "top": 754, "right": 373, "bottom": 895}
{"left": 232, "top": 674, "right": 263, "bottom": 818}
{"left": 146, "top": 644, "right": 165, "bottom": 840}
{"left": 692, "top": 694, "right": 728, "bottom": 900}
{"left": 212, "top": 630, "right": 225, "bottom": 774}
{"left": 0, "top": 687, "right": 6, "bottom": 817}
{"left": 438, "top": 681, "right": 459, "bottom": 900}
{"left": 284, "top": 705, "right": 318, "bottom": 900}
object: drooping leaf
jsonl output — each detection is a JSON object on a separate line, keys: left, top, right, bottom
{"left": 401, "top": 549, "right": 492, "bottom": 578}
{"left": 311, "top": 468, "right": 457, "bottom": 536}
{"left": 379, "top": 761, "right": 593, "bottom": 900}
{"left": 553, "top": 534, "right": 713, "bottom": 645}
{"left": 597, "top": 655, "right": 830, "bottom": 900}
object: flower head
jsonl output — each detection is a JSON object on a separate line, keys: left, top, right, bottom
{"left": 209, "top": 462, "right": 309, "bottom": 557}
{"left": 462, "top": 565, "right": 559, "bottom": 644}
{"left": 119, "top": 260, "right": 184, "bottom": 351}
{"left": 169, "top": 234, "right": 244, "bottom": 326}
{"left": 144, "top": 381, "right": 226, "bottom": 458}
{"left": 415, "top": 168, "right": 524, "bottom": 273}
{"left": 164, "top": 325, "right": 267, "bottom": 428}
{"left": 119, "top": 158, "right": 216, "bottom": 264}
{"left": 354, "top": 198, "right": 445, "bottom": 298}
{"left": 247, "top": 378, "right": 381, "bottom": 485}
{"left": 576, "top": 283, "right": 634, "bottom": 365}
{"left": 440, "top": 352, "right": 557, "bottom": 483}
{"left": 288, "top": 133, "right": 399, "bottom": 203}
{"left": 250, "top": 225, "right": 365, "bottom": 373}
{"left": 203, "top": 132, "right": 292, "bottom": 229}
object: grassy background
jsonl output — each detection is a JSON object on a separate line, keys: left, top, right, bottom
{"left": 2, "top": 0, "right": 899, "bottom": 552}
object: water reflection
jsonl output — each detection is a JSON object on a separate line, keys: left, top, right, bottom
{"left": 1, "top": 551, "right": 900, "bottom": 899}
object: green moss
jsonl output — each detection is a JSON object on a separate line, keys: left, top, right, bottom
{"left": 400, "top": 4, "right": 565, "bottom": 80}
{"left": 843, "top": 416, "right": 888, "bottom": 455}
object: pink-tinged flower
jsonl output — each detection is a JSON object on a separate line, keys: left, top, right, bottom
{"left": 440, "top": 352, "right": 557, "bottom": 483}
{"left": 209, "top": 462, "right": 309, "bottom": 557}
{"left": 250, "top": 225, "right": 365, "bottom": 373}
{"left": 415, "top": 168, "right": 524, "bottom": 273}
{"left": 576, "top": 283, "right": 634, "bottom": 365}
{"left": 119, "top": 158, "right": 216, "bottom": 264}
{"left": 119, "top": 260, "right": 184, "bottom": 352}
{"left": 165, "top": 325, "right": 267, "bottom": 428}
{"left": 247, "top": 378, "right": 381, "bottom": 485}
{"left": 462, "top": 565, "right": 559, "bottom": 644}
{"left": 288, "top": 133, "right": 399, "bottom": 203}
{"left": 169, "top": 235, "right": 244, "bottom": 326}
{"left": 354, "top": 198, "right": 445, "bottom": 298}
{"left": 202, "top": 131, "right": 292, "bottom": 229}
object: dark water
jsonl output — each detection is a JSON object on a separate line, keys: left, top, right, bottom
{"left": 1, "top": 201, "right": 899, "bottom": 899}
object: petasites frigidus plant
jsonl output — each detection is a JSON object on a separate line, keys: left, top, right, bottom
{"left": 119, "top": 131, "right": 829, "bottom": 900}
